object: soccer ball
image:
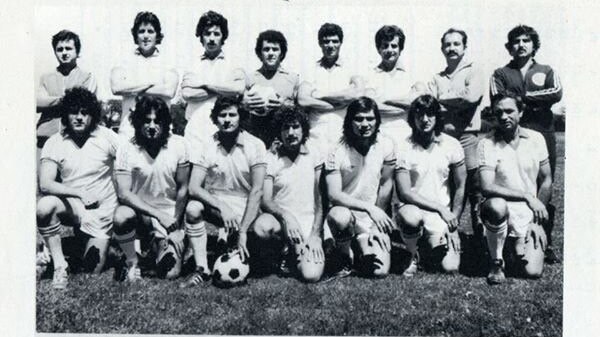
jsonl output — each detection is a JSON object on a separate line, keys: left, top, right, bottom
{"left": 247, "top": 84, "right": 279, "bottom": 116}
{"left": 212, "top": 250, "right": 250, "bottom": 288}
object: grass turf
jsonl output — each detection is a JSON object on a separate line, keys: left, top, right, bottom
{"left": 36, "top": 133, "right": 565, "bottom": 336}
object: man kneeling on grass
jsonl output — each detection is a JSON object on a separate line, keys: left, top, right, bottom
{"left": 325, "top": 97, "right": 396, "bottom": 279}
{"left": 394, "top": 95, "right": 466, "bottom": 276}
{"left": 182, "top": 96, "right": 267, "bottom": 287}
{"left": 37, "top": 87, "right": 120, "bottom": 289}
{"left": 478, "top": 93, "right": 552, "bottom": 285}
{"left": 113, "top": 95, "right": 190, "bottom": 281}
{"left": 252, "top": 106, "right": 325, "bottom": 282}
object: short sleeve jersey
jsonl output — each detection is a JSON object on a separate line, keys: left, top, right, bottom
{"left": 115, "top": 135, "right": 189, "bottom": 214}
{"left": 477, "top": 127, "right": 549, "bottom": 197}
{"left": 325, "top": 135, "right": 396, "bottom": 205}
{"left": 116, "top": 49, "right": 175, "bottom": 137}
{"left": 265, "top": 141, "right": 324, "bottom": 223}
{"left": 246, "top": 67, "right": 300, "bottom": 106}
{"left": 304, "top": 58, "right": 355, "bottom": 127}
{"left": 427, "top": 59, "right": 485, "bottom": 132}
{"left": 40, "top": 126, "right": 120, "bottom": 206}
{"left": 395, "top": 133, "right": 465, "bottom": 209}
{"left": 191, "top": 131, "right": 267, "bottom": 198}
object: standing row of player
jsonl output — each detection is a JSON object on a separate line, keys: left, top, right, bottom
{"left": 36, "top": 9, "right": 562, "bottom": 288}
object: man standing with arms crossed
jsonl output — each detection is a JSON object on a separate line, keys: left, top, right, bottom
{"left": 298, "top": 23, "right": 365, "bottom": 151}
{"left": 426, "top": 28, "right": 485, "bottom": 243}
{"left": 111, "top": 11, "right": 179, "bottom": 139}
{"left": 182, "top": 10, "right": 246, "bottom": 148}
{"left": 490, "top": 25, "right": 563, "bottom": 263}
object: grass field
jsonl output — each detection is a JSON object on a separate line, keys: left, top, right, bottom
{"left": 36, "top": 133, "right": 565, "bottom": 336}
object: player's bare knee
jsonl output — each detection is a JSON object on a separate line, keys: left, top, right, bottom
{"left": 397, "top": 205, "right": 423, "bottom": 230}
{"left": 36, "top": 196, "right": 62, "bottom": 222}
{"left": 253, "top": 214, "right": 280, "bottom": 240}
{"left": 481, "top": 198, "right": 508, "bottom": 224}
{"left": 185, "top": 200, "right": 205, "bottom": 223}
{"left": 327, "top": 206, "right": 353, "bottom": 231}
{"left": 113, "top": 206, "right": 136, "bottom": 232}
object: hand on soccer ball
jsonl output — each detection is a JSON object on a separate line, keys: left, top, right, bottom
{"left": 284, "top": 214, "right": 304, "bottom": 245}
{"left": 304, "top": 234, "right": 324, "bottom": 264}
{"left": 79, "top": 191, "right": 99, "bottom": 209}
{"left": 525, "top": 195, "right": 548, "bottom": 224}
{"left": 368, "top": 232, "right": 391, "bottom": 252}
{"left": 219, "top": 204, "right": 240, "bottom": 231}
{"left": 367, "top": 206, "right": 394, "bottom": 234}
{"left": 243, "top": 89, "right": 266, "bottom": 110}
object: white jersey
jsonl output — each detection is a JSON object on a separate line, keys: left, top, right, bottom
{"left": 325, "top": 135, "right": 396, "bottom": 232}
{"left": 395, "top": 133, "right": 465, "bottom": 209}
{"left": 304, "top": 58, "right": 355, "bottom": 146}
{"left": 40, "top": 126, "right": 120, "bottom": 238}
{"left": 365, "top": 64, "right": 414, "bottom": 141}
{"left": 191, "top": 131, "right": 267, "bottom": 218}
{"left": 478, "top": 127, "right": 549, "bottom": 237}
{"left": 114, "top": 48, "right": 175, "bottom": 139}
{"left": 115, "top": 135, "right": 189, "bottom": 215}
{"left": 265, "top": 141, "right": 324, "bottom": 237}
{"left": 183, "top": 52, "right": 244, "bottom": 147}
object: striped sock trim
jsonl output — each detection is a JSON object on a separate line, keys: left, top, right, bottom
{"left": 484, "top": 220, "right": 507, "bottom": 234}
{"left": 185, "top": 220, "right": 206, "bottom": 238}
{"left": 38, "top": 222, "right": 61, "bottom": 238}
{"left": 114, "top": 231, "right": 136, "bottom": 244}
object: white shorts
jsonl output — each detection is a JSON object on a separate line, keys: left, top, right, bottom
{"left": 506, "top": 201, "right": 534, "bottom": 238}
{"left": 212, "top": 194, "right": 247, "bottom": 225}
{"left": 393, "top": 204, "right": 449, "bottom": 248}
{"left": 64, "top": 196, "right": 117, "bottom": 240}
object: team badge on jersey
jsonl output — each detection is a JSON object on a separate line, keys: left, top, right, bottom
{"left": 531, "top": 72, "right": 546, "bottom": 86}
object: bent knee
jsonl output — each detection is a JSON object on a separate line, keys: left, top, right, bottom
{"left": 36, "top": 196, "right": 63, "bottom": 220}
{"left": 481, "top": 198, "right": 508, "bottom": 223}
{"left": 327, "top": 206, "right": 353, "bottom": 230}
{"left": 113, "top": 206, "right": 136, "bottom": 228}
{"left": 253, "top": 214, "right": 280, "bottom": 240}
{"left": 185, "top": 200, "right": 205, "bottom": 223}
{"left": 397, "top": 205, "right": 423, "bottom": 229}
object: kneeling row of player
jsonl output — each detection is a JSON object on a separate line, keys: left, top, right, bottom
{"left": 37, "top": 87, "right": 552, "bottom": 289}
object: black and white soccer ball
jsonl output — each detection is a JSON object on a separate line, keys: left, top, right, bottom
{"left": 212, "top": 250, "right": 250, "bottom": 288}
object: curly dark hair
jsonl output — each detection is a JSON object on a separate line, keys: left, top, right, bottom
{"left": 407, "top": 95, "right": 444, "bottom": 138}
{"left": 130, "top": 95, "right": 172, "bottom": 148}
{"left": 210, "top": 95, "right": 248, "bottom": 127}
{"left": 52, "top": 30, "right": 81, "bottom": 54}
{"left": 255, "top": 30, "right": 288, "bottom": 62}
{"left": 318, "top": 23, "right": 343, "bottom": 44}
{"left": 60, "top": 87, "right": 101, "bottom": 137}
{"left": 375, "top": 25, "right": 405, "bottom": 51}
{"left": 195, "top": 10, "right": 228, "bottom": 44}
{"left": 505, "top": 25, "right": 540, "bottom": 56}
{"left": 342, "top": 97, "right": 381, "bottom": 147}
{"left": 271, "top": 106, "right": 310, "bottom": 145}
{"left": 131, "top": 11, "right": 164, "bottom": 45}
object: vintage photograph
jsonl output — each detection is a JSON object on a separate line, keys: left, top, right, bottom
{"left": 32, "top": 1, "right": 568, "bottom": 335}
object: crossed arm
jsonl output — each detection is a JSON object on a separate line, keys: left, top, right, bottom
{"left": 111, "top": 67, "right": 178, "bottom": 99}
{"left": 181, "top": 68, "right": 245, "bottom": 102}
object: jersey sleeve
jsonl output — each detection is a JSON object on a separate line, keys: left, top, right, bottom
{"left": 533, "top": 131, "right": 550, "bottom": 165}
{"left": 84, "top": 71, "right": 98, "bottom": 95}
{"left": 525, "top": 67, "right": 563, "bottom": 104}
{"left": 191, "top": 142, "right": 212, "bottom": 170}
{"left": 489, "top": 69, "right": 508, "bottom": 100}
{"left": 114, "top": 141, "right": 133, "bottom": 175}
{"left": 382, "top": 137, "right": 397, "bottom": 167}
{"left": 324, "top": 146, "right": 342, "bottom": 173}
{"left": 248, "top": 138, "right": 267, "bottom": 169}
{"left": 477, "top": 137, "right": 497, "bottom": 171}
{"left": 264, "top": 152, "right": 279, "bottom": 179}
{"left": 40, "top": 135, "right": 61, "bottom": 164}
{"left": 449, "top": 137, "right": 466, "bottom": 166}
